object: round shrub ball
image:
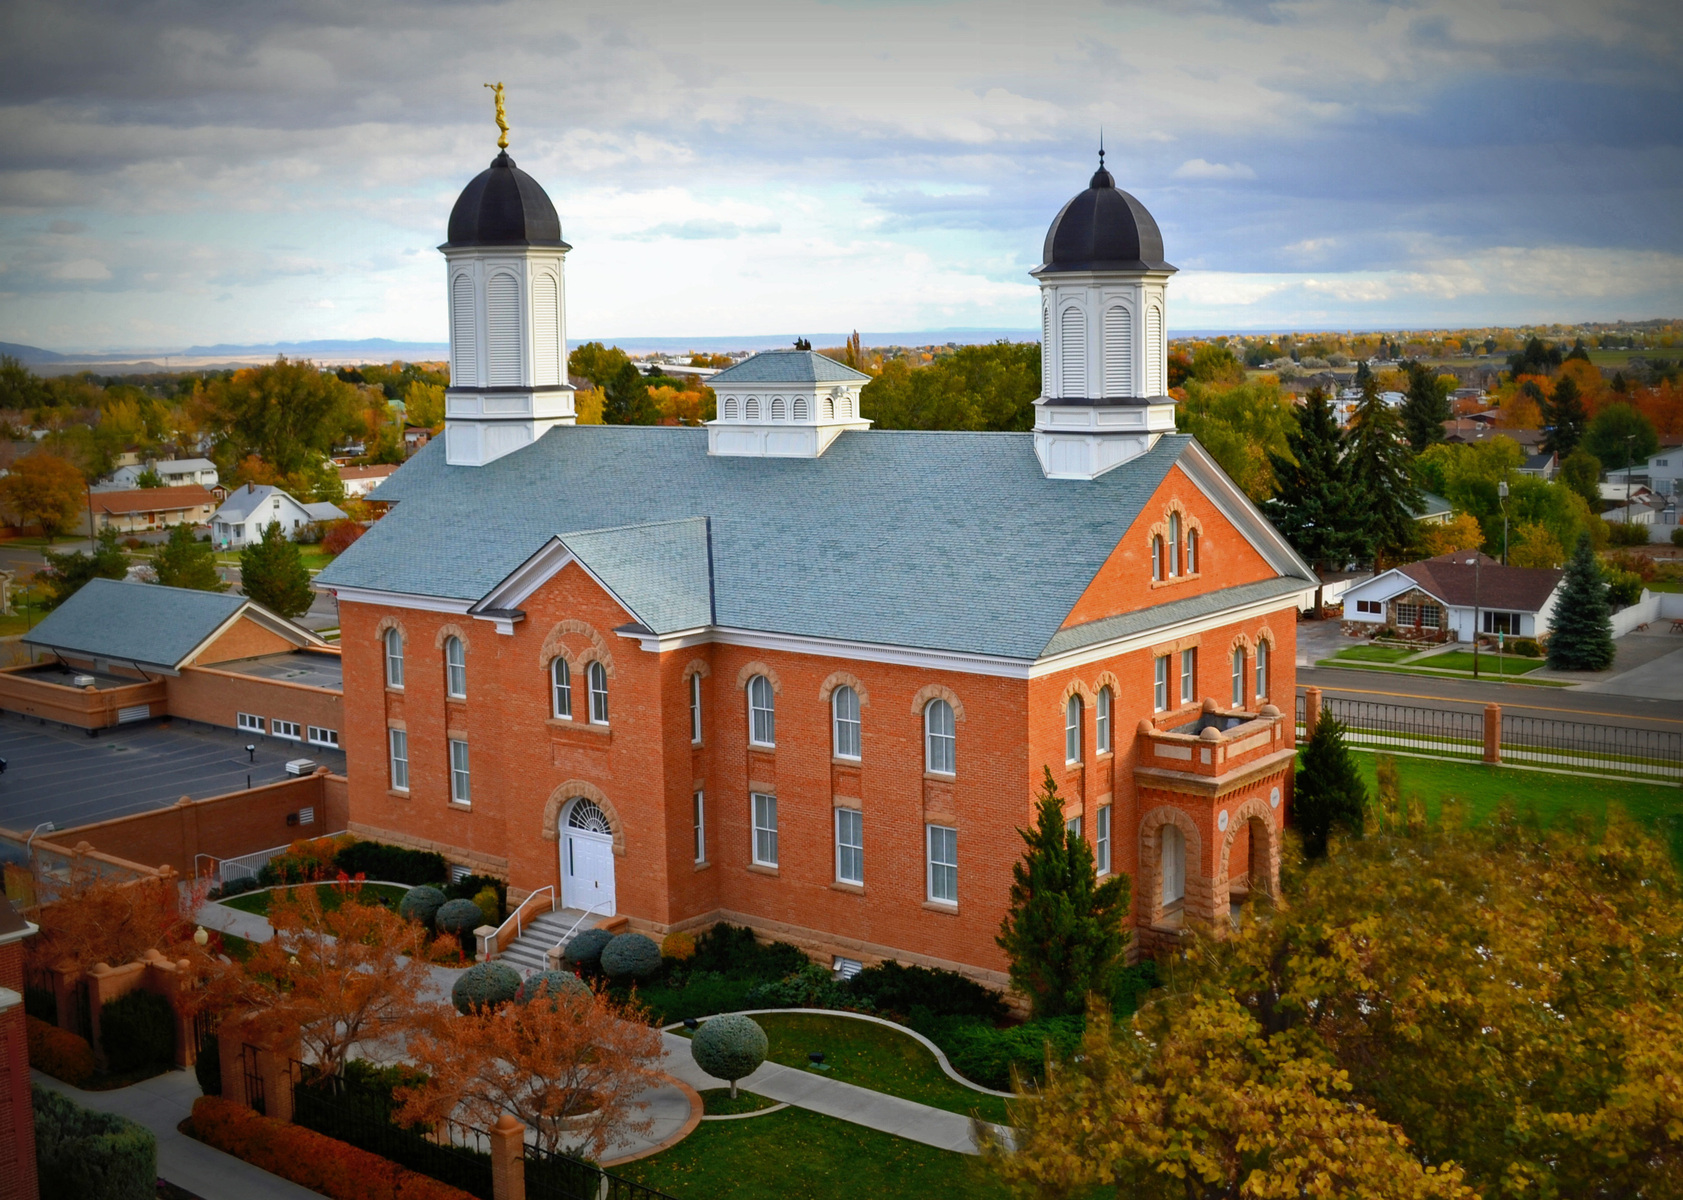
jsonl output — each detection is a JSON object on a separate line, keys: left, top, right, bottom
{"left": 563, "top": 927, "right": 614, "bottom": 968}
{"left": 660, "top": 931, "right": 696, "bottom": 962}
{"left": 399, "top": 885, "right": 447, "bottom": 929}
{"left": 691, "top": 1014, "right": 767, "bottom": 1094}
{"left": 435, "top": 897, "right": 487, "bottom": 935}
{"left": 452, "top": 961, "right": 523, "bottom": 1014}
{"left": 600, "top": 932, "right": 663, "bottom": 981}
{"left": 515, "top": 970, "right": 590, "bottom": 1006}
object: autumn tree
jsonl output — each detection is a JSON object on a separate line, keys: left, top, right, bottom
{"left": 0, "top": 450, "right": 85, "bottom": 541}
{"left": 152, "top": 522, "right": 227, "bottom": 592}
{"left": 191, "top": 358, "right": 363, "bottom": 476}
{"left": 1559, "top": 447, "right": 1602, "bottom": 508}
{"left": 1414, "top": 511, "right": 1484, "bottom": 558}
{"left": 860, "top": 341, "right": 1039, "bottom": 432}
{"left": 0, "top": 355, "right": 49, "bottom": 409}
{"left": 1176, "top": 378, "right": 1296, "bottom": 501}
{"left": 403, "top": 380, "right": 444, "bottom": 431}
{"left": 27, "top": 875, "right": 193, "bottom": 978}
{"left": 396, "top": 980, "right": 665, "bottom": 1157}
{"left": 1584, "top": 401, "right": 1659, "bottom": 471}
{"left": 239, "top": 521, "right": 313, "bottom": 618}
{"left": 1508, "top": 520, "right": 1565, "bottom": 568}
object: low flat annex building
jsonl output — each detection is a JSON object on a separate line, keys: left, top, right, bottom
{"left": 318, "top": 145, "right": 1315, "bottom": 984}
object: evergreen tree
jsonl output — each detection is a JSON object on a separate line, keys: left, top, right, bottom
{"left": 1345, "top": 378, "right": 1420, "bottom": 565}
{"left": 1264, "top": 387, "right": 1369, "bottom": 604}
{"left": 1354, "top": 359, "right": 1372, "bottom": 385}
{"left": 41, "top": 528, "right": 129, "bottom": 607}
{"left": 996, "top": 767, "right": 1131, "bottom": 1019}
{"left": 239, "top": 521, "right": 314, "bottom": 618}
{"left": 152, "top": 522, "right": 227, "bottom": 592}
{"left": 1293, "top": 711, "right": 1367, "bottom": 859}
{"left": 1399, "top": 362, "right": 1449, "bottom": 453}
{"left": 1540, "top": 375, "right": 1588, "bottom": 457}
{"left": 600, "top": 360, "right": 660, "bottom": 425}
{"left": 1546, "top": 531, "right": 1615, "bottom": 671}
{"left": 1565, "top": 337, "right": 1591, "bottom": 362}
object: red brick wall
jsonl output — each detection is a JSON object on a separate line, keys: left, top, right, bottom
{"left": 166, "top": 667, "right": 343, "bottom": 745}
{"left": 193, "top": 615, "right": 304, "bottom": 666}
{"left": 0, "top": 939, "right": 36, "bottom": 1200}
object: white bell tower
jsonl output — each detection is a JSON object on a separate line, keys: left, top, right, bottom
{"left": 1030, "top": 153, "right": 1178, "bottom": 480}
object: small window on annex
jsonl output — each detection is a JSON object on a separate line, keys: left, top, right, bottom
{"left": 752, "top": 792, "right": 778, "bottom": 866}
{"left": 748, "top": 675, "right": 776, "bottom": 747}
{"left": 444, "top": 636, "right": 466, "bottom": 699}
{"left": 1168, "top": 513, "right": 1182, "bottom": 577}
{"left": 384, "top": 628, "right": 405, "bottom": 688}
{"left": 835, "top": 808, "right": 863, "bottom": 885}
{"left": 832, "top": 685, "right": 861, "bottom": 759}
{"left": 927, "top": 825, "right": 957, "bottom": 904}
{"left": 1064, "top": 695, "right": 1083, "bottom": 764}
{"left": 588, "top": 661, "right": 609, "bottom": 724}
{"left": 1096, "top": 805, "right": 1112, "bottom": 876}
{"left": 924, "top": 698, "right": 955, "bottom": 775}
{"left": 1186, "top": 527, "right": 1199, "bottom": 574}
{"left": 552, "top": 659, "right": 572, "bottom": 719}
{"left": 689, "top": 672, "right": 702, "bottom": 743}
{"left": 1151, "top": 535, "right": 1164, "bottom": 581}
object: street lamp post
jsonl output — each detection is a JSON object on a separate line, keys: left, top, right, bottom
{"left": 1498, "top": 478, "right": 1510, "bottom": 565}
{"left": 1472, "top": 552, "right": 1481, "bottom": 680}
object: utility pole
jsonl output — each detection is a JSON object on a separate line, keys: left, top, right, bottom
{"left": 1499, "top": 478, "right": 1510, "bottom": 565}
{"left": 1472, "top": 552, "right": 1481, "bottom": 680}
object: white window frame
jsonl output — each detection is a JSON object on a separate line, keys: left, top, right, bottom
{"left": 748, "top": 674, "right": 775, "bottom": 747}
{"left": 552, "top": 658, "right": 572, "bottom": 719}
{"left": 751, "top": 792, "right": 778, "bottom": 866}
{"left": 1064, "top": 694, "right": 1082, "bottom": 764}
{"left": 307, "top": 726, "right": 339, "bottom": 749}
{"left": 689, "top": 672, "right": 702, "bottom": 744}
{"left": 1255, "top": 640, "right": 1269, "bottom": 700}
{"left": 924, "top": 698, "right": 955, "bottom": 775}
{"left": 1095, "top": 686, "right": 1111, "bottom": 753}
{"left": 1151, "top": 535, "right": 1163, "bottom": 581}
{"left": 236, "top": 712, "right": 264, "bottom": 733}
{"left": 449, "top": 738, "right": 471, "bottom": 805}
{"left": 693, "top": 790, "right": 706, "bottom": 863}
{"left": 1153, "top": 656, "right": 1169, "bottom": 712}
{"left": 927, "top": 824, "right": 957, "bottom": 905}
{"left": 444, "top": 636, "right": 466, "bottom": 699}
{"left": 1168, "top": 513, "right": 1181, "bottom": 577}
{"left": 1065, "top": 814, "right": 1082, "bottom": 839}
{"left": 1096, "top": 804, "right": 1111, "bottom": 876}
{"left": 389, "top": 728, "right": 409, "bottom": 791}
{"left": 384, "top": 628, "right": 404, "bottom": 689}
{"left": 272, "top": 719, "right": 301, "bottom": 741}
{"left": 835, "top": 807, "right": 863, "bottom": 885}
{"left": 588, "top": 661, "right": 609, "bottom": 724}
{"left": 1186, "top": 527, "right": 1198, "bottom": 574}
{"left": 1180, "top": 648, "right": 1196, "bottom": 706}
{"left": 1231, "top": 648, "right": 1245, "bottom": 708}
{"left": 832, "top": 685, "right": 861, "bottom": 760}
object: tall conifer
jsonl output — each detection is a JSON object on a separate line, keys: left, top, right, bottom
{"left": 1541, "top": 376, "right": 1587, "bottom": 457}
{"left": 1545, "top": 532, "right": 1615, "bottom": 671}
{"left": 1265, "top": 386, "right": 1368, "bottom": 605}
{"left": 153, "top": 523, "right": 228, "bottom": 592}
{"left": 1345, "top": 378, "right": 1420, "bottom": 565}
{"left": 1293, "top": 711, "right": 1367, "bottom": 859}
{"left": 239, "top": 521, "right": 314, "bottom": 618}
{"left": 1400, "top": 362, "right": 1449, "bottom": 453}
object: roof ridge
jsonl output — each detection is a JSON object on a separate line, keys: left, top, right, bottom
{"left": 559, "top": 515, "right": 709, "bottom": 538}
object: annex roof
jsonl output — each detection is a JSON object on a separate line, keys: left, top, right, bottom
{"left": 707, "top": 349, "right": 870, "bottom": 386}
{"left": 321, "top": 427, "right": 1314, "bottom": 661}
{"left": 92, "top": 485, "right": 215, "bottom": 515}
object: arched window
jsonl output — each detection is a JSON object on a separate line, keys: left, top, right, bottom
{"left": 1168, "top": 513, "right": 1181, "bottom": 577}
{"left": 689, "top": 672, "right": 702, "bottom": 743}
{"left": 1095, "top": 686, "right": 1111, "bottom": 753}
{"left": 1146, "top": 304, "right": 1164, "bottom": 395}
{"left": 823, "top": 395, "right": 835, "bottom": 419}
{"left": 532, "top": 272, "right": 560, "bottom": 385}
{"left": 444, "top": 636, "right": 466, "bottom": 699}
{"left": 552, "top": 658, "right": 572, "bottom": 718}
{"left": 745, "top": 397, "right": 761, "bottom": 420}
{"left": 723, "top": 397, "right": 739, "bottom": 420}
{"left": 748, "top": 675, "right": 775, "bottom": 746}
{"left": 568, "top": 799, "right": 611, "bottom": 833}
{"left": 771, "top": 397, "right": 786, "bottom": 421}
{"left": 1186, "top": 528, "right": 1199, "bottom": 574}
{"left": 1231, "top": 648, "right": 1244, "bottom": 708}
{"left": 925, "top": 698, "right": 955, "bottom": 775}
{"left": 1041, "top": 302, "right": 1052, "bottom": 394}
{"left": 792, "top": 396, "right": 808, "bottom": 421}
{"left": 1151, "top": 536, "right": 1164, "bottom": 582}
{"left": 1064, "top": 694, "right": 1083, "bottom": 764}
{"left": 1161, "top": 824, "right": 1185, "bottom": 905}
{"left": 832, "top": 685, "right": 860, "bottom": 759}
{"left": 588, "top": 661, "right": 609, "bottom": 724}
{"left": 384, "top": 628, "right": 404, "bottom": 688}
{"left": 1255, "top": 639, "right": 1269, "bottom": 700}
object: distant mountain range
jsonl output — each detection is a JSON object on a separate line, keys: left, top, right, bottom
{"left": 0, "top": 341, "right": 66, "bottom": 363}
{"left": 178, "top": 338, "right": 449, "bottom": 357}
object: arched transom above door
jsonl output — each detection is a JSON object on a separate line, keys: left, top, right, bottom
{"left": 541, "top": 780, "right": 624, "bottom": 855}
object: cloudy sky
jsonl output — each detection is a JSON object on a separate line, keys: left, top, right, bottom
{"left": 1, "top": 0, "right": 1678, "bottom": 352}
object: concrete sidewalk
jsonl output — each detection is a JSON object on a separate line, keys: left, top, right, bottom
{"left": 33, "top": 1067, "right": 320, "bottom": 1200}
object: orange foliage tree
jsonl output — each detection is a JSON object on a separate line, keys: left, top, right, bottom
{"left": 26, "top": 874, "right": 194, "bottom": 976}
{"left": 396, "top": 982, "right": 665, "bottom": 1157}
{"left": 1416, "top": 512, "right": 1485, "bottom": 558}
{"left": 184, "top": 883, "right": 443, "bottom": 1078}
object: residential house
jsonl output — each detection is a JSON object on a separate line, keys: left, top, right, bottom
{"left": 1609, "top": 444, "right": 1683, "bottom": 498}
{"left": 99, "top": 458, "right": 220, "bottom": 491}
{"left": 210, "top": 484, "right": 347, "bottom": 547}
{"left": 338, "top": 463, "right": 399, "bottom": 497}
{"left": 89, "top": 485, "right": 217, "bottom": 533}
{"left": 1518, "top": 451, "right": 1558, "bottom": 481}
{"left": 1410, "top": 490, "right": 1454, "bottom": 525}
{"left": 1340, "top": 550, "right": 1564, "bottom": 642}
{"left": 403, "top": 426, "right": 433, "bottom": 456}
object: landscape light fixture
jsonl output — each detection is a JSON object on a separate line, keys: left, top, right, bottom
{"left": 194, "top": 926, "right": 209, "bottom": 947}
{"left": 808, "top": 1051, "right": 829, "bottom": 1070}
{"left": 246, "top": 744, "right": 256, "bottom": 762}
{"left": 683, "top": 1018, "right": 699, "bottom": 1031}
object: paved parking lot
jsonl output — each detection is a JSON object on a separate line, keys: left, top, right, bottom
{"left": 0, "top": 715, "right": 346, "bottom": 834}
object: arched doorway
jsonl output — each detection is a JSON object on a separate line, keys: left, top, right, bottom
{"left": 1161, "top": 823, "right": 1185, "bottom": 908}
{"left": 561, "top": 798, "right": 617, "bottom": 915}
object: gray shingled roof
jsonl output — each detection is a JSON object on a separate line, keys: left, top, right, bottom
{"left": 24, "top": 579, "right": 246, "bottom": 669}
{"left": 1041, "top": 576, "right": 1310, "bottom": 658}
{"left": 708, "top": 349, "right": 870, "bottom": 385}
{"left": 321, "top": 428, "right": 1300, "bottom": 660}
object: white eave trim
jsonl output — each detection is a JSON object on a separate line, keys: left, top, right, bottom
{"left": 179, "top": 601, "right": 326, "bottom": 668}
{"left": 468, "top": 536, "right": 643, "bottom": 626}
{"left": 326, "top": 585, "right": 476, "bottom": 615}
{"left": 616, "top": 623, "right": 1036, "bottom": 679}
{"left": 1178, "top": 442, "right": 1318, "bottom": 582}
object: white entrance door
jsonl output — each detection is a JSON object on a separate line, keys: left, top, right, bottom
{"left": 563, "top": 832, "right": 616, "bottom": 915}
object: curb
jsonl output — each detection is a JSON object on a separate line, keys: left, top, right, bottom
{"left": 599, "top": 1072, "right": 703, "bottom": 1167}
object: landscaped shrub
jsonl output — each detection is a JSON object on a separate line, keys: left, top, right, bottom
{"left": 915, "top": 1014, "right": 1085, "bottom": 1090}
{"left": 99, "top": 989, "right": 175, "bottom": 1073}
{"left": 845, "top": 960, "right": 1008, "bottom": 1022}
{"left": 209, "top": 875, "right": 264, "bottom": 901}
{"left": 188, "top": 1095, "right": 476, "bottom": 1200}
{"left": 34, "top": 1084, "right": 156, "bottom": 1200}
{"left": 514, "top": 970, "right": 589, "bottom": 1006}
{"left": 435, "top": 898, "right": 486, "bottom": 955}
{"left": 444, "top": 874, "right": 507, "bottom": 921}
{"left": 600, "top": 932, "right": 663, "bottom": 981}
{"left": 451, "top": 961, "right": 522, "bottom": 1014}
{"left": 660, "top": 931, "right": 695, "bottom": 961}
{"left": 1510, "top": 637, "right": 1542, "bottom": 658}
{"left": 194, "top": 1032, "right": 221, "bottom": 1096}
{"left": 398, "top": 885, "right": 448, "bottom": 930}
{"left": 563, "top": 927, "right": 614, "bottom": 968}
{"left": 470, "top": 886, "right": 503, "bottom": 928}
{"left": 634, "top": 974, "right": 761, "bottom": 1027}
{"left": 333, "top": 840, "right": 448, "bottom": 887}
{"left": 321, "top": 520, "right": 364, "bottom": 556}
{"left": 257, "top": 836, "right": 345, "bottom": 886}
{"left": 690, "top": 1014, "right": 767, "bottom": 1097}
{"left": 27, "top": 1015, "right": 95, "bottom": 1087}
{"left": 1607, "top": 520, "right": 1651, "bottom": 547}
{"left": 744, "top": 961, "right": 856, "bottom": 1010}
{"left": 689, "top": 923, "right": 805, "bottom": 979}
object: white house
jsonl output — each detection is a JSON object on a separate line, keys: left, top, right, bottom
{"left": 210, "top": 484, "right": 347, "bottom": 547}
{"left": 1609, "top": 444, "right": 1683, "bottom": 499}
{"left": 337, "top": 463, "right": 399, "bottom": 497}
{"left": 1341, "top": 550, "right": 1565, "bottom": 642}
{"left": 99, "top": 458, "right": 220, "bottom": 491}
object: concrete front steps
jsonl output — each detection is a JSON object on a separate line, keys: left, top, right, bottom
{"left": 496, "top": 907, "right": 627, "bottom": 974}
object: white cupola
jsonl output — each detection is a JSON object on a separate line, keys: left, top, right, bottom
{"left": 440, "top": 147, "right": 576, "bottom": 467}
{"left": 1030, "top": 153, "right": 1178, "bottom": 480}
{"left": 705, "top": 346, "right": 872, "bottom": 458}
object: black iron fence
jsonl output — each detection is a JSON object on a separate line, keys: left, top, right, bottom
{"left": 524, "top": 1140, "right": 679, "bottom": 1200}
{"left": 1297, "top": 696, "right": 1484, "bottom": 761}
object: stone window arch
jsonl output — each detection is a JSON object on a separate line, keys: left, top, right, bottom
{"left": 908, "top": 683, "right": 965, "bottom": 721}
{"left": 818, "top": 670, "right": 869, "bottom": 707}
{"left": 542, "top": 781, "right": 625, "bottom": 855}
{"left": 1057, "top": 678, "right": 1096, "bottom": 708}
{"left": 735, "top": 661, "right": 783, "bottom": 694}
{"left": 434, "top": 622, "right": 471, "bottom": 652}
{"left": 1216, "top": 795, "right": 1280, "bottom": 912}
{"left": 539, "top": 619, "right": 612, "bottom": 675}
{"left": 682, "top": 659, "right": 710, "bottom": 683}
{"left": 375, "top": 617, "right": 407, "bottom": 689}
{"left": 1140, "top": 805, "right": 1203, "bottom": 927}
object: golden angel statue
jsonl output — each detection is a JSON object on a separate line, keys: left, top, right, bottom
{"left": 484, "top": 82, "right": 509, "bottom": 150}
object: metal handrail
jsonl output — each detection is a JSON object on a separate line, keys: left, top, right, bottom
{"left": 552, "top": 900, "right": 609, "bottom": 953}
{"left": 491, "top": 885, "right": 555, "bottom": 950}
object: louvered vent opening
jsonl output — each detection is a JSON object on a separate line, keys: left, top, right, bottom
{"left": 1103, "top": 306, "right": 1133, "bottom": 398}
{"left": 1041, "top": 304, "right": 1052, "bottom": 393}
{"left": 1060, "top": 307, "right": 1086, "bottom": 398}
{"left": 1145, "top": 306, "right": 1163, "bottom": 395}
{"left": 792, "top": 396, "right": 808, "bottom": 421}
{"left": 532, "top": 274, "right": 560, "bottom": 386}
{"left": 451, "top": 276, "right": 477, "bottom": 385}
{"left": 486, "top": 273, "right": 521, "bottom": 386}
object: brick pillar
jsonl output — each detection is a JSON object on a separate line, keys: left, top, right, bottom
{"left": 489, "top": 1113, "right": 526, "bottom": 1200}
{"left": 254, "top": 1043, "right": 294, "bottom": 1124}
{"left": 1484, "top": 703, "right": 1502, "bottom": 764}
{"left": 216, "top": 1011, "right": 298, "bottom": 1120}
{"left": 217, "top": 1018, "right": 248, "bottom": 1105}
{"left": 1304, "top": 687, "right": 1322, "bottom": 734}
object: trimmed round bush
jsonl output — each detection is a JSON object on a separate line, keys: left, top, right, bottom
{"left": 399, "top": 885, "right": 447, "bottom": 929}
{"left": 690, "top": 1014, "right": 767, "bottom": 1097}
{"left": 34, "top": 1085, "right": 157, "bottom": 1200}
{"left": 435, "top": 897, "right": 487, "bottom": 935}
{"left": 451, "top": 962, "right": 522, "bottom": 1014}
{"left": 660, "top": 931, "right": 696, "bottom": 961}
{"left": 563, "top": 927, "right": 614, "bottom": 968}
{"left": 601, "top": 932, "right": 662, "bottom": 981}
{"left": 515, "top": 970, "right": 590, "bottom": 1007}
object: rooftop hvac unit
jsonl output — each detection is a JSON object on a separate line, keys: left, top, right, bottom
{"left": 72, "top": 675, "right": 97, "bottom": 687}
{"left": 284, "top": 759, "right": 317, "bottom": 776}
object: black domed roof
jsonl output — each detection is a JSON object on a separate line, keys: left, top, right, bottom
{"left": 1037, "top": 162, "right": 1173, "bottom": 275}
{"left": 442, "top": 150, "right": 570, "bottom": 250}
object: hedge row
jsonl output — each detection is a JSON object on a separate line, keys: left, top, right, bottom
{"left": 99, "top": 990, "right": 174, "bottom": 1074}
{"left": 34, "top": 1085, "right": 156, "bottom": 1200}
{"left": 27, "top": 1016, "right": 96, "bottom": 1087}
{"left": 188, "top": 1096, "right": 478, "bottom": 1200}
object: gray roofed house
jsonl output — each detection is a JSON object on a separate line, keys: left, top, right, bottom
{"left": 210, "top": 484, "right": 348, "bottom": 548}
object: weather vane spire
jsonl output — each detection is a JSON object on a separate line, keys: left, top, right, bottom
{"left": 484, "top": 82, "right": 509, "bottom": 150}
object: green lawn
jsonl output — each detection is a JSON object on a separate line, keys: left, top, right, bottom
{"left": 614, "top": 1105, "right": 1013, "bottom": 1200}
{"left": 220, "top": 881, "right": 409, "bottom": 916}
{"left": 1352, "top": 752, "right": 1683, "bottom": 861}
{"left": 1418, "top": 650, "right": 1545, "bottom": 675}
{"left": 700, "top": 1088, "right": 779, "bottom": 1116}
{"left": 1317, "top": 660, "right": 1571, "bottom": 687}
{"left": 1326, "top": 645, "right": 1416, "bottom": 664}
{"left": 684, "top": 1012, "right": 1012, "bottom": 1126}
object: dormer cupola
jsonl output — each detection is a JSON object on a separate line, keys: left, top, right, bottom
{"left": 1029, "top": 152, "right": 1178, "bottom": 480}
{"left": 705, "top": 347, "right": 872, "bottom": 458}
